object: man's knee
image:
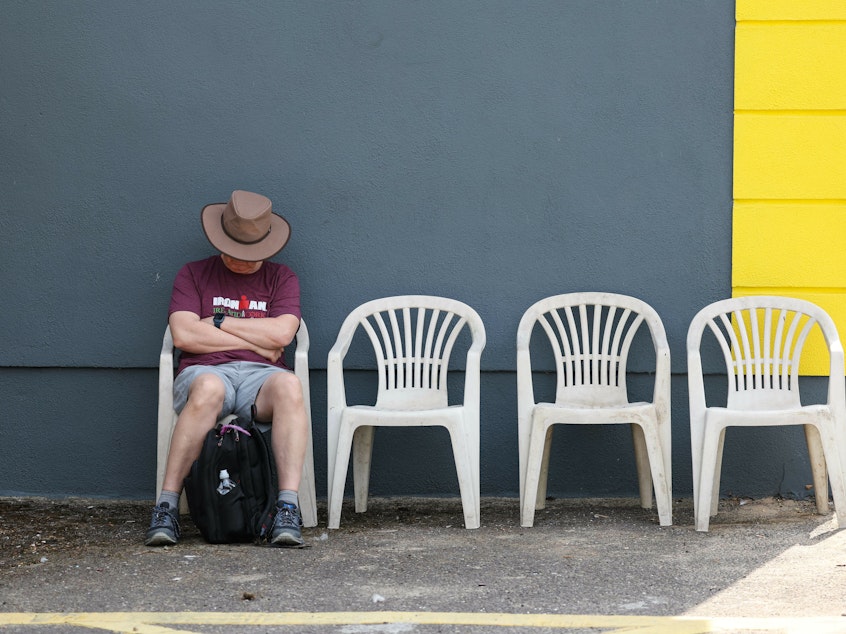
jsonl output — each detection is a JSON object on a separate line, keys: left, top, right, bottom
{"left": 264, "top": 372, "right": 304, "bottom": 405}
{"left": 186, "top": 373, "right": 227, "bottom": 409}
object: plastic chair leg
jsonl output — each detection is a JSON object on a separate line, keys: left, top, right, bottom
{"left": 327, "top": 423, "right": 357, "bottom": 530}
{"left": 520, "top": 421, "right": 550, "bottom": 527}
{"left": 352, "top": 426, "right": 375, "bottom": 513}
{"left": 447, "top": 425, "right": 480, "bottom": 529}
{"left": 825, "top": 455, "right": 846, "bottom": 528}
{"left": 816, "top": 419, "right": 846, "bottom": 527}
{"left": 696, "top": 423, "right": 726, "bottom": 532}
{"left": 298, "top": 446, "right": 318, "bottom": 528}
{"left": 635, "top": 422, "right": 672, "bottom": 526}
{"left": 710, "top": 429, "right": 726, "bottom": 517}
{"left": 535, "top": 426, "right": 554, "bottom": 510}
{"left": 804, "top": 424, "right": 830, "bottom": 514}
{"left": 631, "top": 423, "right": 654, "bottom": 511}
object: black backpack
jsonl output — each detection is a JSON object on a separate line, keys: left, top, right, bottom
{"left": 183, "top": 420, "right": 277, "bottom": 544}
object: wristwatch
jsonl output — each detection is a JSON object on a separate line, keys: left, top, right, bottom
{"left": 213, "top": 313, "right": 225, "bottom": 329}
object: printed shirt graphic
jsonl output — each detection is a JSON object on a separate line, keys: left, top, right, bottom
{"left": 168, "top": 255, "right": 301, "bottom": 373}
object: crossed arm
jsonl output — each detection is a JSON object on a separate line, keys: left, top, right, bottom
{"left": 169, "top": 310, "right": 300, "bottom": 364}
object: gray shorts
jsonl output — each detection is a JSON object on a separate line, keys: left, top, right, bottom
{"left": 173, "top": 362, "right": 292, "bottom": 423}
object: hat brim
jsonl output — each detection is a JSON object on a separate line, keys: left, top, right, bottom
{"left": 201, "top": 203, "right": 291, "bottom": 261}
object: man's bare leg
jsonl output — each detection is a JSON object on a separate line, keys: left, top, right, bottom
{"left": 254, "top": 371, "right": 308, "bottom": 493}
{"left": 146, "top": 373, "right": 224, "bottom": 546}
{"left": 162, "top": 373, "right": 226, "bottom": 493}
{"left": 254, "top": 371, "right": 308, "bottom": 547}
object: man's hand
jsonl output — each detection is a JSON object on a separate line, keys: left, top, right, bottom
{"left": 254, "top": 345, "right": 283, "bottom": 364}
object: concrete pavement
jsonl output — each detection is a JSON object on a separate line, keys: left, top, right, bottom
{"left": 0, "top": 495, "right": 844, "bottom": 633}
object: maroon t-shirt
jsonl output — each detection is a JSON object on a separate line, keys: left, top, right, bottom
{"left": 168, "top": 255, "right": 301, "bottom": 374}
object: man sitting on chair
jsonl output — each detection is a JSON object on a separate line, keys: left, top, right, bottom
{"left": 146, "top": 190, "right": 308, "bottom": 548}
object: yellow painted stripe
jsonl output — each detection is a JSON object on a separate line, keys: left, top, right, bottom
{"left": 732, "top": 202, "right": 846, "bottom": 288}
{"left": 735, "top": 199, "right": 846, "bottom": 204}
{"left": 734, "top": 114, "right": 846, "bottom": 200}
{"left": 0, "top": 612, "right": 704, "bottom": 631}
{"left": 735, "top": 111, "right": 846, "bottom": 116}
{"left": 735, "top": 23, "right": 846, "bottom": 110}
{"left": 1, "top": 612, "right": 845, "bottom": 633}
{"left": 737, "top": 0, "right": 846, "bottom": 21}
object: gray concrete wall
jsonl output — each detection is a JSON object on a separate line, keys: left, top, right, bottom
{"left": 4, "top": 1, "right": 813, "bottom": 505}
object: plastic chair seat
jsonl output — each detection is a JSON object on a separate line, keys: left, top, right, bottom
{"left": 704, "top": 405, "right": 832, "bottom": 428}
{"left": 341, "top": 404, "right": 467, "bottom": 425}
{"left": 532, "top": 401, "right": 657, "bottom": 424}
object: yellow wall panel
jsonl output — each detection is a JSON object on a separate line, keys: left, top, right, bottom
{"left": 732, "top": 290, "right": 846, "bottom": 375}
{"left": 734, "top": 114, "right": 846, "bottom": 199}
{"left": 738, "top": 0, "right": 846, "bottom": 21}
{"left": 735, "top": 24, "right": 846, "bottom": 110}
{"left": 735, "top": 2, "right": 846, "bottom": 375}
{"left": 733, "top": 202, "right": 846, "bottom": 288}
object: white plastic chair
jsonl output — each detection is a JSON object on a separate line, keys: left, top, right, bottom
{"left": 155, "top": 319, "right": 318, "bottom": 528}
{"left": 687, "top": 296, "right": 846, "bottom": 532}
{"left": 517, "top": 292, "right": 672, "bottom": 528}
{"left": 326, "top": 295, "right": 486, "bottom": 529}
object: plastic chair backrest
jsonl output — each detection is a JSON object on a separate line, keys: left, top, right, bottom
{"left": 517, "top": 292, "right": 667, "bottom": 407}
{"left": 332, "top": 295, "right": 485, "bottom": 411}
{"left": 687, "top": 296, "right": 841, "bottom": 411}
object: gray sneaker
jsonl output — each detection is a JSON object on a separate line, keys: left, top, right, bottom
{"left": 270, "top": 503, "right": 304, "bottom": 547}
{"left": 145, "top": 502, "right": 180, "bottom": 546}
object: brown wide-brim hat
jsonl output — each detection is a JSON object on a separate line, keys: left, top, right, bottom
{"left": 201, "top": 190, "right": 291, "bottom": 262}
